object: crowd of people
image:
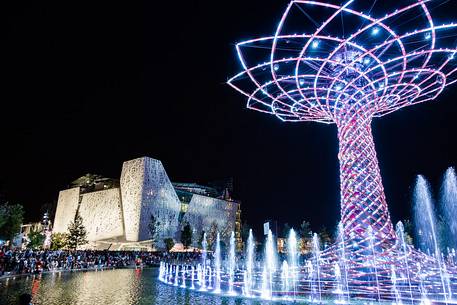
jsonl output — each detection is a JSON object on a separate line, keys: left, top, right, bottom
{"left": 160, "top": 250, "right": 204, "bottom": 264}
{"left": 0, "top": 247, "right": 164, "bottom": 277}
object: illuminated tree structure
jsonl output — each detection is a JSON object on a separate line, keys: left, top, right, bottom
{"left": 158, "top": 1, "right": 457, "bottom": 301}
{"left": 228, "top": 0, "right": 457, "bottom": 251}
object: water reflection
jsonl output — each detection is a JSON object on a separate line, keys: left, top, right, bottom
{"left": 0, "top": 269, "right": 281, "bottom": 305}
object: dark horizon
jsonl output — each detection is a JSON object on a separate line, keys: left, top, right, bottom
{"left": 2, "top": 0, "right": 457, "bottom": 234}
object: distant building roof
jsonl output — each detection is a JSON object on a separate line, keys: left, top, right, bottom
{"left": 66, "top": 174, "right": 234, "bottom": 200}
{"left": 70, "top": 174, "right": 119, "bottom": 194}
{"left": 172, "top": 183, "right": 220, "bottom": 198}
{"left": 172, "top": 181, "right": 236, "bottom": 202}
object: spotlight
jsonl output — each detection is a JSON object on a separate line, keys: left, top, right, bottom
{"left": 311, "top": 40, "right": 320, "bottom": 48}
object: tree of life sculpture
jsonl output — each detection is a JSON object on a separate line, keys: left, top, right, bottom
{"left": 159, "top": 1, "right": 457, "bottom": 302}
{"left": 228, "top": 0, "right": 457, "bottom": 253}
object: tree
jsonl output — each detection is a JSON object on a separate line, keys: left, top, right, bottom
{"left": 318, "top": 226, "right": 332, "bottom": 249}
{"left": 50, "top": 233, "right": 68, "bottom": 250}
{"left": 220, "top": 240, "right": 227, "bottom": 257}
{"left": 0, "top": 204, "right": 8, "bottom": 230}
{"left": 0, "top": 203, "right": 24, "bottom": 242}
{"left": 198, "top": 231, "right": 205, "bottom": 248}
{"left": 241, "top": 221, "right": 251, "bottom": 242}
{"left": 299, "top": 220, "right": 312, "bottom": 240}
{"left": 282, "top": 223, "right": 291, "bottom": 239}
{"left": 27, "top": 229, "right": 45, "bottom": 249}
{"left": 401, "top": 219, "right": 414, "bottom": 246}
{"left": 181, "top": 222, "right": 192, "bottom": 249}
{"left": 297, "top": 220, "right": 313, "bottom": 253}
{"left": 207, "top": 222, "right": 218, "bottom": 249}
{"left": 437, "top": 216, "right": 451, "bottom": 252}
{"left": 164, "top": 238, "right": 174, "bottom": 252}
{"left": 67, "top": 214, "right": 88, "bottom": 250}
{"left": 148, "top": 213, "right": 160, "bottom": 249}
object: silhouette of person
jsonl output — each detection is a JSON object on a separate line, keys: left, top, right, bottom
{"left": 18, "top": 293, "right": 32, "bottom": 305}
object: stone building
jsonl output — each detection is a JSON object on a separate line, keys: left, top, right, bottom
{"left": 53, "top": 157, "right": 241, "bottom": 250}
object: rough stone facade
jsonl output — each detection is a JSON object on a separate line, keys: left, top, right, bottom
{"left": 53, "top": 187, "right": 80, "bottom": 234}
{"left": 78, "top": 188, "right": 124, "bottom": 242}
{"left": 182, "top": 194, "right": 238, "bottom": 247}
{"left": 120, "top": 157, "right": 181, "bottom": 242}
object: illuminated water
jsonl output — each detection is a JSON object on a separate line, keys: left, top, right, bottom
{"left": 441, "top": 167, "right": 457, "bottom": 250}
{"left": 214, "top": 232, "right": 221, "bottom": 293}
{"left": 395, "top": 221, "right": 414, "bottom": 304}
{"left": 0, "top": 268, "right": 289, "bottom": 305}
{"left": 287, "top": 229, "right": 298, "bottom": 300}
{"left": 244, "top": 229, "right": 254, "bottom": 297}
{"left": 200, "top": 232, "right": 207, "bottom": 291}
{"left": 414, "top": 175, "right": 449, "bottom": 301}
{"left": 311, "top": 233, "right": 322, "bottom": 303}
{"left": 228, "top": 231, "right": 236, "bottom": 295}
{"left": 262, "top": 229, "right": 277, "bottom": 300}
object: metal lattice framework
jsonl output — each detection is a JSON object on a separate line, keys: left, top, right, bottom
{"left": 228, "top": 0, "right": 457, "bottom": 246}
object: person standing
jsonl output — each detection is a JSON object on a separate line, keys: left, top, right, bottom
{"left": 18, "top": 293, "right": 32, "bottom": 305}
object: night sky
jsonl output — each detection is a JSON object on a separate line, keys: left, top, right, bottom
{"left": 2, "top": 0, "right": 457, "bottom": 234}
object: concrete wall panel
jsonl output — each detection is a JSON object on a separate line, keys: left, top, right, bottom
{"left": 53, "top": 187, "right": 80, "bottom": 233}
{"left": 183, "top": 194, "right": 238, "bottom": 246}
{"left": 78, "top": 188, "right": 124, "bottom": 241}
{"left": 120, "top": 157, "right": 181, "bottom": 242}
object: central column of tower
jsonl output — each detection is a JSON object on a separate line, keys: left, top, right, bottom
{"left": 336, "top": 109, "right": 395, "bottom": 245}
